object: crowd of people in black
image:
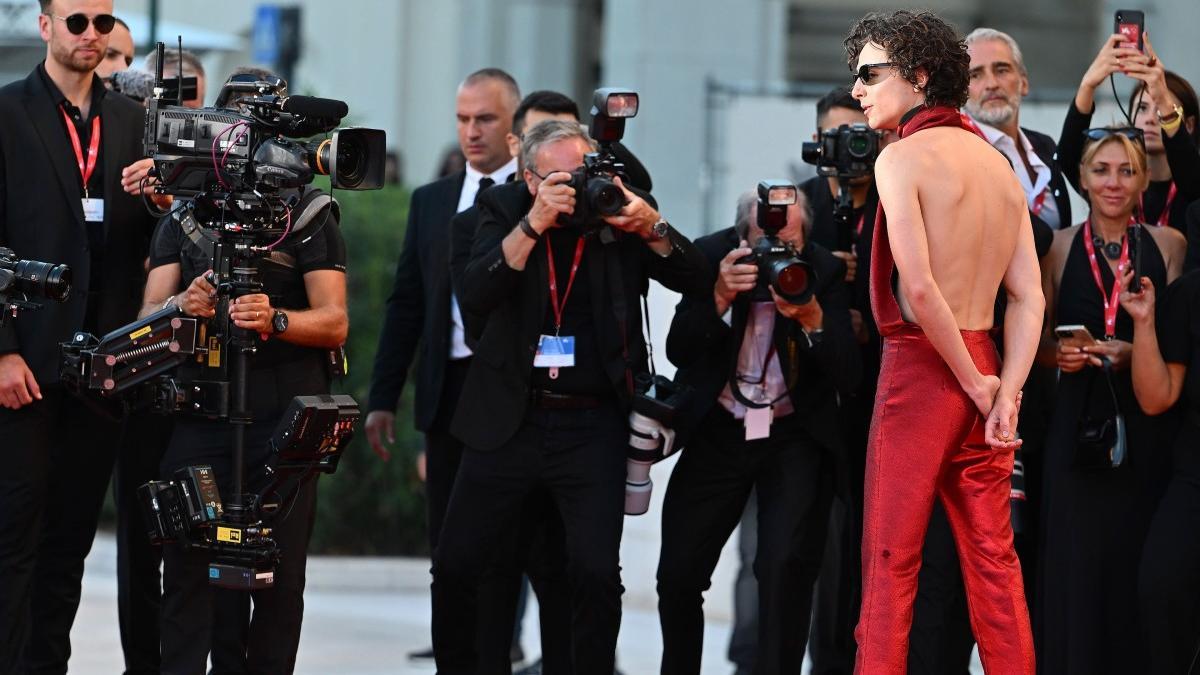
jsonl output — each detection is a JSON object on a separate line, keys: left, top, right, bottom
{"left": 3, "top": 1, "right": 1200, "bottom": 674}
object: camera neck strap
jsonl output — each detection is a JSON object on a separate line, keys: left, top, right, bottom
{"left": 60, "top": 106, "right": 100, "bottom": 198}
{"left": 1082, "top": 217, "right": 1133, "bottom": 340}
{"left": 726, "top": 303, "right": 799, "bottom": 410}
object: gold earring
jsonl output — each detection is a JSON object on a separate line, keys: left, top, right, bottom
{"left": 913, "top": 84, "right": 920, "bottom": 92}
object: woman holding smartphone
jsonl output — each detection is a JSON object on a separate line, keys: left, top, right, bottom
{"left": 1058, "top": 31, "right": 1200, "bottom": 236}
{"left": 1119, "top": 267, "right": 1200, "bottom": 673}
{"left": 1036, "top": 129, "right": 1185, "bottom": 673}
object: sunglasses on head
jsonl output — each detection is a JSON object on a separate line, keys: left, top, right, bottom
{"left": 852, "top": 62, "right": 895, "bottom": 87}
{"left": 1083, "top": 127, "right": 1145, "bottom": 148}
{"left": 45, "top": 12, "right": 116, "bottom": 35}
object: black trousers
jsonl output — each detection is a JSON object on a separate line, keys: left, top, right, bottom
{"left": 432, "top": 403, "right": 627, "bottom": 675}
{"left": 908, "top": 503, "right": 974, "bottom": 675}
{"left": 158, "top": 417, "right": 318, "bottom": 675}
{"left": 115, "top": 414, "right": 174, "bottom": 675}
{"left": 1139, "top": 424, "right": 1200, "bottom": 675}
{"left": 0, "top": 388, "right": 120, "bottom": 675}
{"left": 727, "top": 493, "right": 758, "bottom": 675}
{"left": 657, "top": 408, "right": 832, "bottom": 675}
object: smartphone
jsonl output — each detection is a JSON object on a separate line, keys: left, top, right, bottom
{"left": 1055, "top": 324, "right": 1099, "bottom": 350}
{"left": 1128, "top": 224, "right": 1143, "bottom": 293}
{"left": 1115, "top": 9, "right": 1145, "bottom": 52}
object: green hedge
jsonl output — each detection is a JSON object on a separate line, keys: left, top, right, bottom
{"left": 309, "top": 186, "right": 430, "bottom": 556}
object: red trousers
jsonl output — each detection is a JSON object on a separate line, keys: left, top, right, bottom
{"left": 854, "top": 326, "right": 1034, "bottom": 674}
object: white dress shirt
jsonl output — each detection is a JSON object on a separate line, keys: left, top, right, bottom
{"left": 973, "top": 118, "right": 1061, "bottom": 230}
{"left": 718, "top": 302, "right": 794, "bottom": 419}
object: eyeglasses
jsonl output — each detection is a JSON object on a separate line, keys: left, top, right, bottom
{"left": 1083, "top": 127, "right": 1146, "bottom": 149}
{"left": 852, "top": 62, "right": 895, "bottom": 87}
{"left": 44, "top": 12, "right": 116, "bottom": 35}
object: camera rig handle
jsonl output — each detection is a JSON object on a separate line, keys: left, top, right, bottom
{"left": 60, "top": 305, "right": 201, "bottom": 395}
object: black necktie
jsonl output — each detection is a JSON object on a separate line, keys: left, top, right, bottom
{"left": 474, "top": 176, "right": 494, "bottom": 205}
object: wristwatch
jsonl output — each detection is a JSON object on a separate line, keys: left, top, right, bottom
{"left": 648, "top": 218, "right": 670, "bottom": 241}
{"left": 271, "top": 309, "right": 289, "bottom": 335}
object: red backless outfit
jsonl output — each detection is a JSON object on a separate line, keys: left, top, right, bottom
{"left": 852, "top": 106, "right": 1035, "bottom": 675}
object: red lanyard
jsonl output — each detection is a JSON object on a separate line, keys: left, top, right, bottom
{"left": 546, "top": 233, "right": 586, "bottom": 335}
{"left": 1082, "top": 217, "right": 1132, "bottom": 339}
{"left": 60, "top": 106, "right": 101, "bottom": 198}
{"left": 855, "top": 211, "right": 866, "bottom": 237}
{"left": 1137, "top": 182, "right": 1177, "bottom": 228}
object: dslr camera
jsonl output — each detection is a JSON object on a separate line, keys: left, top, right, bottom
{"left": 801, "top": 123, "right": 882, "bottom": 179}
{"left": 738, "top": 181, "right": 815, "bottom": 304}
{"left": 558, "top": 88, "right": 639, "bottom": 230}
{"left": 625, "top": 373, "right": 691, "bottom": 515}
{"left": 0, "top": 247, "right": 71, "bottom": 326}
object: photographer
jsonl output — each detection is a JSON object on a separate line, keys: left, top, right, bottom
{"left": 1059, "top": 32, "right": 1199, "bottom": 233}
{"left": 1119, "top": 267, "right": 1200, "bottom": 674}
{"left": 1036, "top": 128, "right": 1184, "bottom": 672}
{"left": 137, "top": 71, "right": 348, "bottom": 674}
{"left": 657, "top": 187, "right": 858, "bottom": 673}
{"left": 0, "top": 1, "right": 158, "bottom": 669}
{"left": 431, "top": 119, "right": 708, "bottom": 674}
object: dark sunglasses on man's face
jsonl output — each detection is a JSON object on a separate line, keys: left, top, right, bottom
{"left": 1083, "top": 127, "right": 1146, "bottom": 149}
{"left": 853, "top": 62, "right": 895, "bottom": 87}
{"left": 45, "top": 12, "right": 116, "bottom": 36}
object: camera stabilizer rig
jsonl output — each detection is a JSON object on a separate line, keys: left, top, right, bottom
{"left": 0, "top": 247, "right": 71, "bottom": 327}
{"left": 801, "top": 123, "right": 882, "bottom": 252}
{"left": 60, "top": 41, "right": 383, "bottom": 589}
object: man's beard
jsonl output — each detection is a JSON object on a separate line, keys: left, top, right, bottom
{"left": 966, "top": 97, "right": 1017, "bottom": 127}
{"left": 52, "top": 41, "right": 103, "bottom": 74}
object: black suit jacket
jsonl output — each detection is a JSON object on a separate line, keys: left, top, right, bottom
{"left": 665, "top": 227, "right": 861, "bottom": 454}
{"left": 0, "top": 66, "right": 155, "bottom": 385}
{"left": 449, "top": 203, "right": 486, "bottom": 350}
{"left": 1025, "top": 127, "right": 1071, "bottom": 249}
{"left": 451, "top": 180, "right": 711, "bottom": 451}
{"left": 367, "top": 170, "right": 464, "bottom": 431}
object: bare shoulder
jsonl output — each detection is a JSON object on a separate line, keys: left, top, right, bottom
{"left": 1147, "top": 223, "right": 1187, "bottom": 256}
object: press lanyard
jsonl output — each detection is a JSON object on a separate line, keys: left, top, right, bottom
{"left": 855, "top": 211, "right": 866, "bottom": 237}
{"left": 546, "top": 233, "right": 586, "bottom": 336}
{"left": 1082, "top": 218, "right": 1132, "bottom": 340}
{"left": 60, "top": 106, "right": 101, "bottom": 198}
{"left": 1031, "top": 189, "right": 1048, "bottom": 216}
{"left": 1156, "top": 182, "right": 1177, "bottom": 228}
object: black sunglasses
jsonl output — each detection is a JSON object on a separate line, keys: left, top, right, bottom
{"left": 853, "top": 62, "right": 895, "bottom": 87}
{"left": 45, "top": 12, "right": 116, "bottom": 35}
{"left": 1083, "top": 127, "right": 1146, "bottom": 148}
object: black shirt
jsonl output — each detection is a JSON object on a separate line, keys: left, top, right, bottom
{"left": 530, "top": 229, "right": 610, "bottom": 396}
{"left": 1159, "top": 270, "right": 1200, "bottom": 420}
{"left": 149, "top": 201, "right": 346, "bottom": 369}
{"left": 37, "top": 61, "right": 107, "bottom": 290}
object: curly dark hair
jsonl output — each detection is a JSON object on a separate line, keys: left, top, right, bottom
{"left": 844, "top": 11, "right": 971, "bottom": 109}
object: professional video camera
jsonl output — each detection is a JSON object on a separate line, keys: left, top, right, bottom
{"left": 624, "top": 373, "right": 691, "bottom": 515}
{"left": 801, "top": 123, "right": 881, "bottom": 180}
{"left": 138, "top": 395, "right": 359, "bottom": 589}
{"left": 737, "top": 180, "right": 815, "bottom": 305}
{"left": 802, "top": 123, "right": 882, "bottom": 252}
{"left": 0, "top": 247, "right": 71, "bottom": 326}
{"left": 558, "top": 88, "right": 640, "bottom": 230}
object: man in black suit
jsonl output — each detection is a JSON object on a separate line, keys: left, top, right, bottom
{"left": 366, "top": 67, "right": 520, "bottom": 662}
{"left": 432, "top": 120, "right": 708, "bottom": 675}
{"left": 657, "top": 188, "right": 860, "bottom": 674}
{"left": 0, "top": 0, "right": 156, "bottom": 670}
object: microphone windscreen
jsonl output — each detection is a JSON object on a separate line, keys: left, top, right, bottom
{"left": 280, "top": 95, "right": 348, "bottom": 120}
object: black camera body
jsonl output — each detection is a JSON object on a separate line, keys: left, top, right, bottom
{"left": 0, "top": 247, "right": 71, "bottom": 325}
{"left": 557, "top": 88, "right": 640, "bottom": 231}
{"left": 738, "top": 181, "right": 814, "bottom": 305}
{"left": 801, "top": 123, "right": 882, "bottom": 179}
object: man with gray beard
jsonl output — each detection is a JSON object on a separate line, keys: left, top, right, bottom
{"left": 964, "top": 28, "right": 1071, "bottom": 237}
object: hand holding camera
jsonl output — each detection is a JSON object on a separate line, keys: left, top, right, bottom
{"left": 770, "top": 287, "right": 824, "bottom": 333}
{"left": 601, "top": 175, "right": 660, "bottom": 240}
{"left": 714, "top": 241, "right": 756, "bottom": 315}
{"left": 528, "top": 171, "right": 576, "bottom": 234}
{"left": 178, "top": 271, "right": 218, "bottom": 318}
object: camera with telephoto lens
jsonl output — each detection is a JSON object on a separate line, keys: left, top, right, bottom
{"left": 801, "top": 123, "right": 882, "bottom": 179}
{"left": 737, "top": 181, "right": 815, "bottom": 305}
{"left": 625, "top": 373, "right": 691, "bottom": 515}
{"left": 0, "top": 247, "right": 71, "bottom": 326}
{"left": 558, "top": 88, "right": 639, "bottom": 231}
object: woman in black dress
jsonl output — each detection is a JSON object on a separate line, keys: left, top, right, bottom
{"left": 1036, "top": 130, "right": 1186, "bottom": 674}
{"left": 1120, "top": 266, "right": 1200, "bottom": 673}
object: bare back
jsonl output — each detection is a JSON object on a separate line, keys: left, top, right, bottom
{"left": 881, "top": 127, "right": 1028, "bottom": 330}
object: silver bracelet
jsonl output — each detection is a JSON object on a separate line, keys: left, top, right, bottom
{"left": 162, "top": 294, "right": 177, "bottom": 310}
